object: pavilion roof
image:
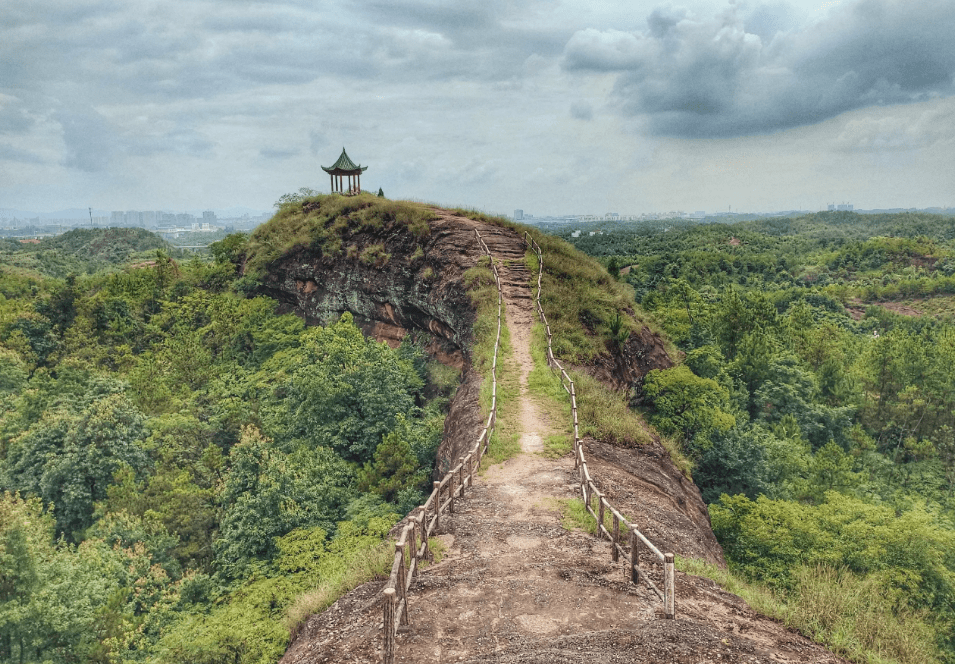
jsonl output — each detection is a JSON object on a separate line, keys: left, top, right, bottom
{"left": 321, "top": 148, "right": 367, "bottom": 174}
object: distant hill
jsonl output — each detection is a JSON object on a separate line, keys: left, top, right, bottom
{"left": 39, "top": 227, "right": 173, "bottom": 264}
{"left": 0, "top": 227, "right": 183, "bottom": 279}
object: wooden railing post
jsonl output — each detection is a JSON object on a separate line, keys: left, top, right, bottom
{"left": 418, "top": 510, "right": 429, "bottom": 560}
{"left": 383, "top": 587, "right": 396, "bottom": 664}
{"left": 664, "top": 553, "right": 675, "bottom": 619}
{"left": 448, "top": 474, "right": 455, "bottom": 514}
{"left": 407, "top": 523, "right": 417, "bottom": 572}
{"left": 597, "top": 493, "right": 605, "bottom": 538}
{"left": 611, "top": 512, "right": 620, "bottom": 562}
{"left": 433, "top": 482, "right": 441, "bottom": 530}
{"left": 395, "top": 543, "right": 409, "bottom": 626}
{"left": 630, "top": 531, "right": 640, "bottom": 585}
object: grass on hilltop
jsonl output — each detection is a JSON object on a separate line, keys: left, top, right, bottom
{"left": 456, "top": 209, "right": 671, "bottom": 363}
{"left": 243, "top": 193, "right": 436, "bottom": 278}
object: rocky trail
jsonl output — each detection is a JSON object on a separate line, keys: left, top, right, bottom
{"left": 281, "top": 222, "right": 846, "bottom": 664}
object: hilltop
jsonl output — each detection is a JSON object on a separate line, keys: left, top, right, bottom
{"left": 237, "top": 193, "right": 849, "bottom": 663}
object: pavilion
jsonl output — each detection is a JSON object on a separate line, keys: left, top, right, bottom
{"left": 322, "top": 147, "right": 367, "bottom": 195}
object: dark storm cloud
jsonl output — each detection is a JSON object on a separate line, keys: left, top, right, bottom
{"left": 563, "top": 0, "right": 955, "bottom": 138}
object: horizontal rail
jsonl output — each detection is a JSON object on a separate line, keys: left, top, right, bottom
{"left": 382, "top": 229, "right": 506, "bottom": 664}
{"left": 521, "top": 229, "right": 675, "bottom": 619}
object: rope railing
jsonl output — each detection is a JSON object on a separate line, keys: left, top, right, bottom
{"left": 381, "top": 229, "right": 504, "bottom": 664}
{"left": 521, "top": 230, "right": 676, "bottom": 619}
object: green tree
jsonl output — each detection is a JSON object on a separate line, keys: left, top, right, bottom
{"left": 279, "top": 312, "right": 423, "bottom": 461}
{"left": 357, "top": 417, "right": 425, "bottom": 504}
{"left": 214, "top": 426, "right": 356, "bottom": 579}
{"left": 7, "top": 393, "right": 148, "bottom": 539}
{"left": 643, "top": 365, "right": 735, "bottom": 451}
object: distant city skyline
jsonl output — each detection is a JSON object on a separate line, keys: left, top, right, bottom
{"left": 2, "top": 0, "right": 954, "bottom": 215}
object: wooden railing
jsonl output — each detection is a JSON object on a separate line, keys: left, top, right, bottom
{"left": 381, "top": 229, "right": 504, "bottom": 664}
{"left": 522, "top": 230, "right": 676, "bottom": 619}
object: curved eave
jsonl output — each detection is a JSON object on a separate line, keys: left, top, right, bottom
{"left": 321, "top": 166, "right": 368, "bottom": 175}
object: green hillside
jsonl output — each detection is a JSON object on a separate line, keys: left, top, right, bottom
{"left": 0, "top": 227, "right": 183, "bottom": 279}
{"left": 566, "top": 210, "right": 955, "bottom": 664}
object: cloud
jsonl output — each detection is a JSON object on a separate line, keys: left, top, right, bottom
{"left": 58, "top": 107, "right": 117, "bottom": 171}
{"left": 309, "top": 130, "right": 328, "bottom": 156}
{"left": 562, "top": 29, "right": 649, "bottom": 72}
{"left": 0, "top": 142, "right": 44, "bottom": 163}
{"left": 259, "top": 147, "right": 300, "bottom": 160}
{"left": 0, "top": 95, "right": 33, "bottom": 135}
{"left": 570, "top": 100, "right": 593, "bottom": 120}
{"left": 833, "top": 100, "right": 955, "bottom": 152}
{"left": 562, "top": 0, "right": 955, "bottom": 138}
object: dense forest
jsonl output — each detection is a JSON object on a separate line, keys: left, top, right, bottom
{"left": 5, "top": 206, "right": 955, "bottom": 664}
{"left": 0, "top": 215, "right": 460, "bottom": 662}
{"left": 564, "top": 211, "right": 955, "bottom": 663}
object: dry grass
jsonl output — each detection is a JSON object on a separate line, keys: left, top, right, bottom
{"left": 463, "top": 256, "right": 521, "bottom": 467}
{"left": 244, "top": 193, "right": 436, "bottom": 278}
{"left": 676, "top": 558, "right": 943, "bottom": 664}
{"left": 572, "top": 370, "right": 652, "bottom": 447}
{"left": 283, "top": 541, "right": 394, "bottom": 637}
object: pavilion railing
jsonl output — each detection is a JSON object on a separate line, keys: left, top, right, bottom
{"left": 521, "top": 230, "right": 676, "bottom": 620}
{"left": 380, "top": 229, "right": 503, "bottom": 664}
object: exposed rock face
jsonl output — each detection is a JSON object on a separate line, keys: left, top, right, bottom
{"left": 578, "top": 325, "right": 675, "bottom": 395}
{"left": 254, "top": 215, "right": 488, "bottom": 367}
{"left": 253, "top": 209, "right": 679, "bottom": 483}
{"left": 253, "top": 211, "right": 500, "bottom": 482}
{"left": 584, "top": 438, "right": 724, "bottom": 566}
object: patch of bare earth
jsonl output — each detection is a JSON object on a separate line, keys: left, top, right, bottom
{"left": 847, "top": 297, "right": 930, "bottom": 319}
{"left": 281, "top": 222, "right": 846, "bottom": 664}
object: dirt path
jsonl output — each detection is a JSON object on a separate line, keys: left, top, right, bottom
{"left": 281, "top": 223, "right": 846, "bottom": 664}
{"left": 390, "top": 229, "right": 667, "bottom": 661}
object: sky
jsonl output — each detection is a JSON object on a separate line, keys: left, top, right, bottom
{"left": 2, "top": 0, "right": 954, "bottom": 217}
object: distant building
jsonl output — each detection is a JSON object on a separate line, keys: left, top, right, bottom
{"left": 203, "top": 211, "right": 216, "bottom": 223}
{"left": 514, "top": 209, "right": 524, "bottom": 221}
{"left": 111, "top": 211, "right": 124, "bottom": 225}
{"left": 828, "top": 202, "right": 854, "bottom": 211}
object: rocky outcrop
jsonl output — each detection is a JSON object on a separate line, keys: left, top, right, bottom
{"left": 584, "top": 438, "right": 724, "bottom": 566}
{"left": 254, "top": 214, "right": 489, "bottom": 367}
{"left": 579, "top": 325, "right": 674, "bottom": 395}
{"left": 253, "top": 209, "right": 680, "bottom": 483}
